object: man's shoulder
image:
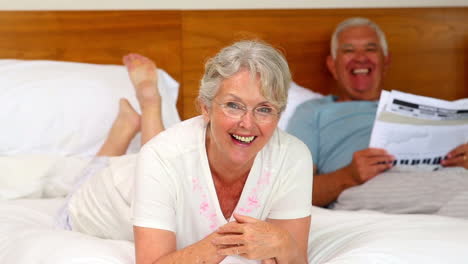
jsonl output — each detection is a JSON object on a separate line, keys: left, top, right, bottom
{"left": 286, "top": 96, "right": 336, "bottom": 133}
{"left": 293, "top": 95, "right": 336, "bottom": 117}
{"left": 311, "top": 98, "right": 377, "bottom": 115}
{"left": 298, "top": 95, "right": 335, "bottom": 108}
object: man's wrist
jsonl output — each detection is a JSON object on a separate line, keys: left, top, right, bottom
{"left": 342, "top": 165, "right": 361, "bottom": 187}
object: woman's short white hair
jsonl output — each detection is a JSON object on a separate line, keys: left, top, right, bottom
{"left": 198, "top": 40, "right": 291, "bottom": 113}
{"left": 330, "top": 17, "right": 388, "bottom": 59}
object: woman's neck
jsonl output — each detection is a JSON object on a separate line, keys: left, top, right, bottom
{"left": 208, "top": 154, "right": 252, "bottom": 184}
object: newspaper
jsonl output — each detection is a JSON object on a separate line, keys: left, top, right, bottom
{"left": 369, "top": 90, "right": 468, "bottom": 171}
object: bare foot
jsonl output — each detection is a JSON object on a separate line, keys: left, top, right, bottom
{"left": 123, "top": 53, "right": 165, "bottom": 147}
{"left": 116, "top": 98, "right": 141, "bottom": 133}
{"left": 123, "top": 53, "right": 161, "bottom": 107}
{"left": 97, "top": 98, "right": 141, "bottom": 156}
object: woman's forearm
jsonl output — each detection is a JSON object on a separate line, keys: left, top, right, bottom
{"left": 274, "top": 231, "right": 307, "bottom": 264}
{"left": 152, "top": 233, "right": 225, "bottom": 264}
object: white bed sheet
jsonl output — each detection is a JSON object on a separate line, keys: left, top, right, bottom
{"left": 2, "top": 199, "right": 468, "bottom": 264}
{"left": 0, "top": 198, "right": 134, "bottom": 264}
{"left": 309, "top": 207, "right": 468, "bottom": 263}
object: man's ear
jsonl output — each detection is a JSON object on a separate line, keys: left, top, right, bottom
{"left": 326, "top": 55, "right": 338, "bottom": 80}
{"left": 383, "top": 52, "right": 392, "bottom": 76}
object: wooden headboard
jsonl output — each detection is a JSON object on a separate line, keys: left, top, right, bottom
{"left": 1, "top": 8, "right": 467, "bottom": 119}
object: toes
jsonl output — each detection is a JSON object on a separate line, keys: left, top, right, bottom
{"left": 123, "top": 53, "right": 157, "bottom": 71}
{"left": 123, "top": 53, "right": 141, "bottom": 68}
{"left": 139, "top": 55, "right": 156, "bottom": 67}
{"left": 122, "top": 53, "right": 135, "bottom": 66}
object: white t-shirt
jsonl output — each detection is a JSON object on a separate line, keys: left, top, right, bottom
{"left": 133, "top": 116, "right": 313, "bottom": 263}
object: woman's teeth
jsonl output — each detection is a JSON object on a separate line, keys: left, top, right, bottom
{"left": 232, "top": 134, "right": 255, "bottom": 143}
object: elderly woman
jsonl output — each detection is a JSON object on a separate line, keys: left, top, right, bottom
{"left": 133, "top": 40, "right": 312, "bottom": 263}
{"left": 58, "top": 40, "right": 312, "bottom": 264}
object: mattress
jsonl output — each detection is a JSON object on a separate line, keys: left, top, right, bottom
{"left": 2, "top": 198, "right": 468, "bottom": 264}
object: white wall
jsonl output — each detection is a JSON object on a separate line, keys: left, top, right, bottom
{"left": 3, "top": 0, "right": 468, "bottom": 10}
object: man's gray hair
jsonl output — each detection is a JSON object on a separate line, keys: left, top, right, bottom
{"left": 198, "top": 40, "right": 291, "bottom": 113}
{"left": 330, "top": 17, "right": 388, "bottom": 59}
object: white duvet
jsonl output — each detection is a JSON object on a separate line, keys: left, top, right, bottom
{"left": 309, "top": 207, "right": 468, "bottom": 263}
{"left": 1, "top": 198, "right": 468, "bottom": 264}
{"left": 0, "top": 199, "right": 134, "bottom": 264}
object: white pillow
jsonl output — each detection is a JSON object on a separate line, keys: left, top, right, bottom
{"left": 278, "top": 81, "right": 323, "bottom": 130}
{"left": 0, "top": 59, "right": 180, "bottom": 157}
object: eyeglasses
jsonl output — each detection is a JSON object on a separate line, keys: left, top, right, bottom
{"left": 214, "top": 100, "right": 279, "bottom": 123}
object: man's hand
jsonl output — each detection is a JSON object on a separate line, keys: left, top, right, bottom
{"left": 348, "top": 148, "right": 394, "bottom": 184}
{"left": 442, "top": 143, "right": 468, "bottom": 169}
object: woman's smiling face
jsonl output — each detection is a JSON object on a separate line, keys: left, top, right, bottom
{"left": 202, "top": 69, "right": 279, "bottom": 168}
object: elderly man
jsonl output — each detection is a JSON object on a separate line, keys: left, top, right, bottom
{"left": 287, "top": 17, "right": 468, "bottom": 208}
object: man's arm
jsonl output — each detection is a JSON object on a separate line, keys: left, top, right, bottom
{"left": 312, "top": 165, "right": 356, "bottom": 207}
{"left": 442, "top": 143, "right": 468, "bottom": 169}
{"left": 312, "top": 148, "right": 394, "bottom": 207}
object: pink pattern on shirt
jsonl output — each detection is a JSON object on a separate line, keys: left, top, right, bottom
{"left": 192, "top": 177, "right": 220, "bottom": 230}
{"left": 200, "top": 201, "right": 209, "bottom": 212}
{"left": 237, "top": 169, "right": 271, "bottom": 215}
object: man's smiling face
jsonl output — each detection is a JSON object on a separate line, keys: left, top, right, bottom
{"left": 327, "top": 25, "right": 390, "bottom": 101}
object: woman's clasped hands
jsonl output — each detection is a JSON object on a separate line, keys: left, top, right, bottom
{"left": 212, "top": 214, "right": 289, "bottom": 263}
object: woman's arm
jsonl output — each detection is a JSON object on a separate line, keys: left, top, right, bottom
{"left": 212, "top": 214, "right": 310, "bottom": 264}
{"left": 134, "top": 226, "right": 226, "bottom": 264}
{"left": 267, "top": 216, "right": 310, "bottom": 264}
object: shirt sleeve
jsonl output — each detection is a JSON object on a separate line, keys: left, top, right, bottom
{"left": 286, "top": 101, "right": 320, "bottom": 166}
{"left": 132, "top": 143, "right": 177, "bottom": 232}
{"left": 268, "top": 139, "right": 313, "bottom": 219}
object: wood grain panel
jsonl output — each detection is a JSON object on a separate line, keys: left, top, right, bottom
{"left": 0, "top": 10, "right": 183, "bottom": 113}
{"left": 181, "top": 9, "right": 336, "bottom": 118}
{"left": 181, "top": 8, "right": 468, "bottom": 119}
{"left": 0, "top": 9, "right": 466, "bottom": 120}
{"left": 0, "top": 11, "right": 182, "bottom": 74}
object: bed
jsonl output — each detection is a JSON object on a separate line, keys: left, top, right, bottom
{"left": 1, "top": 8, "right": 468, "bottom": 264}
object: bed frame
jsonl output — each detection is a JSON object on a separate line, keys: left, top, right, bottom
{"left": 1, "top": 8, "right": 467, "bottom": 119}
